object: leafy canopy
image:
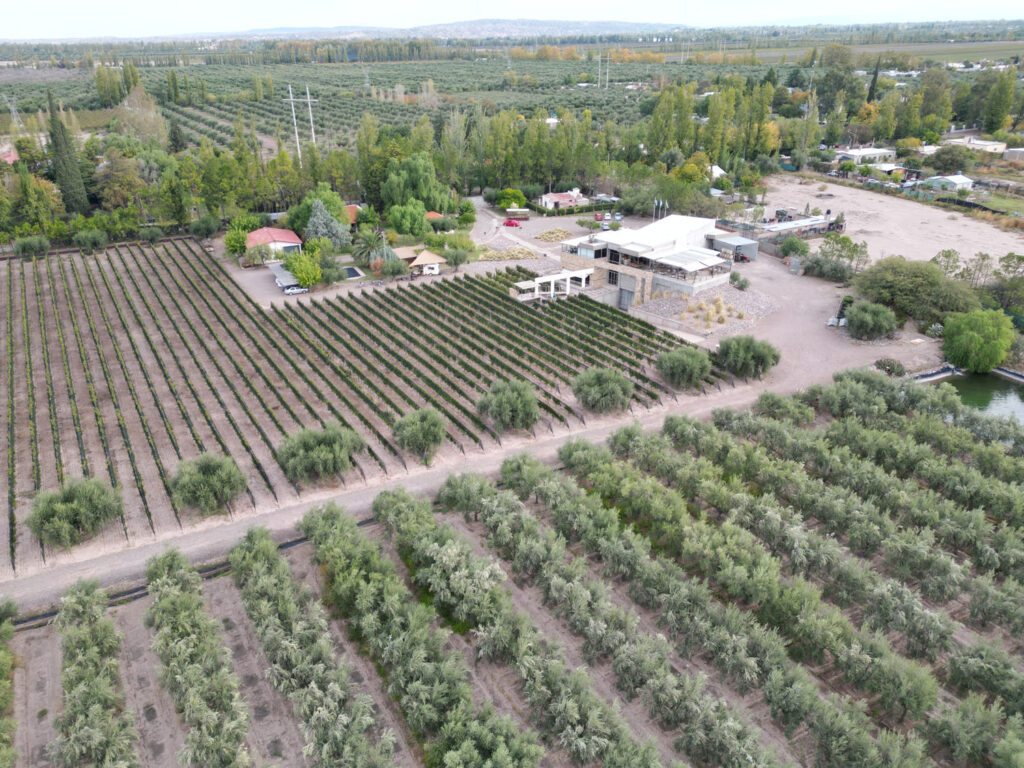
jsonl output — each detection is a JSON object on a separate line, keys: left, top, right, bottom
{"left": 393, "top": 407, "right": 446, "bottom": 465}
{"left": 656, "top": 346, "right": 712, "bottom": 389}
{"left": 170, "top": 453, "right": 247, "bottom": 516}
{"left": 571, "top": 368, "right": 634, "bottom": 412}
{"left": 943, "top": 309, "right": 1016, "bottom": 373}
{"left": 27, "top": 478, "right": 123, "bottom": 548}
{"left": 846, "top": 301, "right": 898, "bottom": 340}
{"left": 277, "top": 423, "right": 367, "bottom": 485}
{"left": 478, "top": 379, "right": 540, "bottom": 432}
{"left": 716, "top": 335, "right": 781, "bottom": 379}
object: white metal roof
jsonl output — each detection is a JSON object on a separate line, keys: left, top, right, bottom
{"left": 268, "top": 263, "right": 300, "bottom": 287}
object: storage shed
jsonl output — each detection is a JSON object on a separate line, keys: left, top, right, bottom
{"left": 712, "top": 235, "right": 759, "bottom": 261}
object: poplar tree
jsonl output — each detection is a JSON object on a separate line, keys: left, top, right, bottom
{"left": 47, "top": 91, "right": 89, "bottom": 215}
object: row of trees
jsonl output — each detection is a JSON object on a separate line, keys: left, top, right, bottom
{"left": 300, "top": 503, "right": 546, "bottom": 767}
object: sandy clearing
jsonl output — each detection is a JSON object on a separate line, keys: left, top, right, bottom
{"left": 767, "top": 174, "right": 1024, "bottom": 263}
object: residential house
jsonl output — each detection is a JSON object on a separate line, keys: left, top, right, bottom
{"left": 923, "top": 174, "right": 974, "bottom": 192}
{"left": 246, "top": 227, "right": 303, "bottom": 254}
{"left": 538, "top": 188, "right": 590, "bottom": 210}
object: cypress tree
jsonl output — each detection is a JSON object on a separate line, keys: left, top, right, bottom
{"left": 47, "top": 91, "right": 89, "bottom": 215}
{"left": 867, "top": 57, "right": 881, "bottom": 103}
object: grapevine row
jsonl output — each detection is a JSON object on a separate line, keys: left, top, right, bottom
{"left": 29, "top": 258, "right": 63, "bottom": 486}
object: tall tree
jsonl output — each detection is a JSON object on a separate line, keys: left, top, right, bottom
{"left": 984, "top": 70, "right": 1016, "bottom": 133}
{"left": 867, "top": 58, "right": 881, "bottom": 103}
{"left": 47, "top": 91, "right": 89, "bottom": 215}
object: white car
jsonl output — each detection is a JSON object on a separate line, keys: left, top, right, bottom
{"left": 284, "top": 286, "right": 308, "bottom": 295}
{"left": 603, "top": 212, "right": 612, "bottom": 221}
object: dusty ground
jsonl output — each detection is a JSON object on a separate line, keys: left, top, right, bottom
{"left": 767, "top": 175, "right": 1024, "bottom": 263}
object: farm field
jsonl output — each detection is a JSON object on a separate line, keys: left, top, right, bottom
{"left": 10, "top": 372, "right": 1024, "bottom": 767}
{"left": 0, "top": 238, "right": 692, "bottom": 578}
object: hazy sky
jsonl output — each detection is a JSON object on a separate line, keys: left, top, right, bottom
{"left": 3, "top": 0, "right": 1023, "bottom": 40}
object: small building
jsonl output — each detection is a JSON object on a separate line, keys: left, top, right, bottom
{"left": 394, "top": 247, "right": 448, "bottom": 275}
{"left": 712, "top": 234, "right": 759, "bottom": 261}
{"left": 923, "top": 174, "right": 974, "bottom": 192}
{"left": 343, "top": 204, "right": 362, "bottom": 228}
{"left": 246, "top": 227, "right": 303, "bottom": 254}
{"left": 268, "top": 263, "right": 300, "bottom": 290}
{"left": 1005, "top": 148, "right": 1024, "bottom": 162}
{"left": 425, "top": 211, "right": 445, "bottom": 221}
{"left": 560, "top": 214, "right": 733, "bottom": 306}
{"left": 0, "top": 147, "right": 18, "bottom": 166}
{"left": 943, "top": 136, "right": 1007, "bottom": 154}
{"left": 836, "top": 147, "right": 897, "bottom": 164}
{"left": 539, "top": 188, "right": 590, "bottom": 210}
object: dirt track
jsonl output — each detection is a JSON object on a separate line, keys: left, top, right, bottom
{"left": 767, "top": 175, "right": 1024, "bottom": 263}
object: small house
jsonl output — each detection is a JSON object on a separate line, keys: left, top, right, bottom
{"left": 539, "top": 188, "right": 590, "bottom": 210}
{"left": 1004, "top": 148, "right": 1024, "bottom": 162}
{"left": 246, "top": 227, "right": 303, "bottom": 254}
{"left": 394, "top": 246, "right": 447, "bottom": 275}
{"left": 343, "top": 204, "right": 361, "bottom": 228}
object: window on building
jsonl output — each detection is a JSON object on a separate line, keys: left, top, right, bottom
{"left": 608, "top": 250, "right": 620, "bottom": 264}
{"left": 607, "top": 269, "right": 619, "bottom": 286}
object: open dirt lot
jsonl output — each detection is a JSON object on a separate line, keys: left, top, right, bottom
{"left": 767, "top": 174, "right": 1024, "bottom": 263}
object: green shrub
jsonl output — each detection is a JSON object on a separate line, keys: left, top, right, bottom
{"left": 802, "top": 254, "right": 854, "bottom": 282}
{"left": 779, "top": 236, "right": 809, "bottom": 258}
{"left": 729, "top": 272, "right": 750, "bottom": 290}
{"left": 753, "top": 391, "right": 814, "bottom": 425}
{"left": 170, "top": 453, "right": 246, "bottom": 516}
{"left": 855, "top": 256, "right": 980, "bottom": 325}
{"left": 655, "top": 346, "right": 712, "bottom": 389}
{"left": 874, "top": 358, "right": 907, "bottom": 377}
{"left": 223, "top": 228, "right": 248, "bottom": 256}
{"left": 944, "top": 310, "right": 1016, "bottom": 373}
{"left": 276, "top": 424, "right": 366, "bottom": 484}
{"left": 393, "top": 408, "right": 447, "bottom": 465}
{"left": 72, "top": 229, "right": 108, "bottom": 254}
{"left": 188, "top": 215, "right": 220, "bottom": 238}
{"left": 478, "top": 379, "right": 539, "bottom": 432}
{"left": 716, "top": 335, "right": 781, "bottom": 379}
{"left": 571, "top": 368, "right": 634, "bottom": 412}
{"left": 380, "top": 257, "right": 410, "bottom": 278}
{"left": 846, "top": 301, "right": 899, "bottom": 340}
{"left": 26, "top": 479, "right": 123, "bottom": 548}
{"left": 13, "top": 236, "right": 50, "bottom": 257}
{"left": 139, "top": 226, "right": 163, "bottom": 243}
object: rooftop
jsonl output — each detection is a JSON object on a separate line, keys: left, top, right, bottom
{"left": 268, "top": 262, "right": 300, "bottom": 288}
{"left": 246, "top": 227, "right": 302, "bottom": 248}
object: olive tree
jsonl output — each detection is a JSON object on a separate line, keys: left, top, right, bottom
{"left": 27, "top": 479, "right": 123, "bottom": 548}
{"left": 571, "top": 368, "right": 634, "bottom": 412}
{"left": 655, "top": 346, "right": 712, "bottom": 389}
{"left": 276, "top": 424, "right": 366, "bottom": 484}
{"left": 393, "top": 407, "right": 447, "bottom": 465}
{"left": 478, "top": 379, "right": 539, "bottom": 432}
{"left": 716, "top": 336, "right": 781, "bottom": 379}
{"left": 170, "top": 453, "right": 246, "bottom": 516}
{"left": 846, "top": 301, "right": 899, "bottom": 340}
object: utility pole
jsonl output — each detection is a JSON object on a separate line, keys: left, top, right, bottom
{"left": 305, "top": 85, "right": 317, "bottom": 146}
{"left": 284, "top": 84, "right": 302, "bottom": 167}
{"left": 282, "top": 84, "right": 317, "bottom": 167}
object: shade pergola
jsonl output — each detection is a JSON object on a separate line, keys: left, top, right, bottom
{"left": 511, "top": 268, "right": 594, "bottom": 301}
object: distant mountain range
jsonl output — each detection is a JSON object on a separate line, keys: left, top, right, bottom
{"left": 231, "top": 19, "right": 685, "bottom": 41}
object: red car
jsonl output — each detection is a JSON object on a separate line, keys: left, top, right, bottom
{"left": 503, "top": 219, "right": 520, "bottom": 227}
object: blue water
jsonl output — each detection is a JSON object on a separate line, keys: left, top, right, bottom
{"left": 344, "top": 266, "right": 362, "bottom": 279}
{"left": 948, "top": 374, "right": 1024, "bottom": 421}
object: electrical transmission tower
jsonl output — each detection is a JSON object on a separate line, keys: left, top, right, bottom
{"left": 2, "top": 94, "right": 23, "bottom": 133}
{"left": 282, "top": 84, "right": 318, "bottom": 167}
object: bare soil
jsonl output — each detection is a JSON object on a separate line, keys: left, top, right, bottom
{"left": 201, "top": 574, "right": 309, "bottom": 767}
{"left": 767, "top": 175, "right": 1024, "bottom": 263}
{"left": 10, "top": 623, "right": 61, "bottom": 768}
{"left": 109, "top": 594, "right": 188, "bottom": 766}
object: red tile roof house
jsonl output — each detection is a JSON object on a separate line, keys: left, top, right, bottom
{"left": 245, "top": 227, "right": 303, "bottom": 254}
{"left": 538, "top": 188, "right": 590, "bottom": 210}
{"left": 343, "top": 204, "right": 361, "bottom": 228}
{"left": 0, "top": 147, "right": 18, "bottom": 166}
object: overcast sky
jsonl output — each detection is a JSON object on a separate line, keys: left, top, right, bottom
{"left": 3, "top": 0, "right": 1023, "bottom": 40}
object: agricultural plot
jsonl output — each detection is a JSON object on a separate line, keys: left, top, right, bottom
{"left": 10, "top": 372, "right": 1024, "bottom": 767}
{"left": 0, "top": 240, "right": 684, "bottom": 576}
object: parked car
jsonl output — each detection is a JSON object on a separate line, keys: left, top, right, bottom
{"left": 594, "top": 213, "right": 603, "bottom": 221}
{"left": 503, "top": 219, "right": 520, "bottom": 227}
{"left": 603, "top": 212, "right": 612, "bottom": 221}
{"left": 613, "top": 212, "right": 623, "bottom": 221}
{"left": 601, "top": 222, "right": 610, "bottom": 230}
{"left": 284, "top": 286, "right": 308, "bottom": 295}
